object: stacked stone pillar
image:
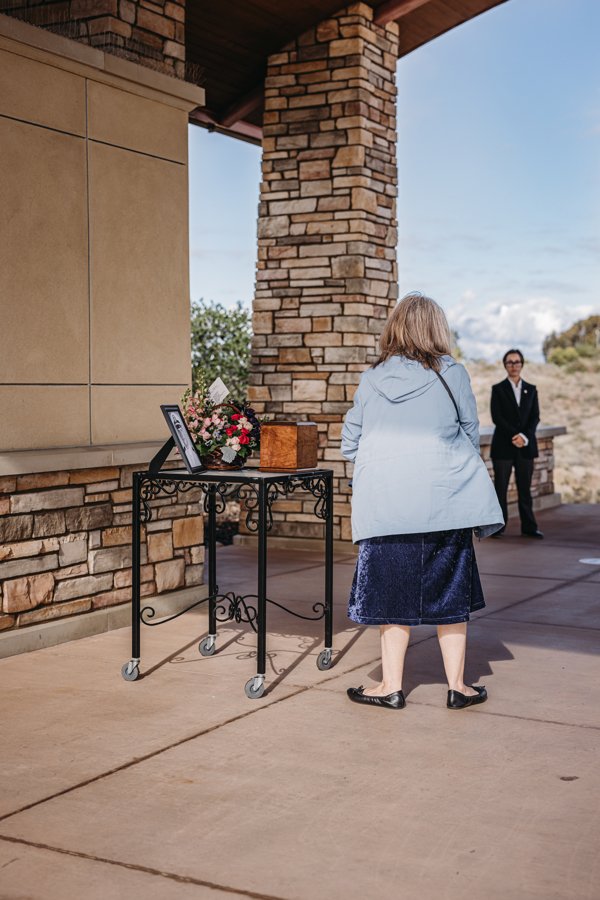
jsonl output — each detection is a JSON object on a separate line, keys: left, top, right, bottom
{"left": 249, "top": 2, "right": 399, "bottom": 541}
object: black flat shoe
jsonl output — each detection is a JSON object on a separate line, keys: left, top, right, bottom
{"left": 521, "top": 530, "right": 544, "bottom": 539}
{"left": 447, "top": 685, "right": 487, "bottom": 709}
{"left": 347, "top": 685, "right": 406, "bottom": 710}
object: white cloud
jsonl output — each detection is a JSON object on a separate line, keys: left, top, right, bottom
{"left": 448, "top": 294, "right": 595, "bottom": 362}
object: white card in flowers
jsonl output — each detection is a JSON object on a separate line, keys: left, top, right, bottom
{"left": 208, "top": 377, "right": 230, "bottom": 405}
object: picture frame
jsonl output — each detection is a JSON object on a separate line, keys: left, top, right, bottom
{"left": 160, "top": 404, "right": 204, "bottom": 474}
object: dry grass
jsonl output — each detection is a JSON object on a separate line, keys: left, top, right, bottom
{"left": 466, "top": 359, "right": 600, "bottom": 504}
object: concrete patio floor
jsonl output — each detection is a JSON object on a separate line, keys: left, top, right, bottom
{"left": 1, "top": 504, "right": 599, "bottom": 900}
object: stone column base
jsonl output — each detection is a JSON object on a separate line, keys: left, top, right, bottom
{"left": 0, "top": 583, "right": 209, "bottom": 660}
{"left": 510, "top": 491, "right": 562, "bottom": 515}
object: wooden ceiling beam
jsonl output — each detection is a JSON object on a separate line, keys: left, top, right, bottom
{"left": 374, "top": 0, "right": 432, "bottom": 26}
{"left": 219, "top": 83, "right": 265, "bottom": 128}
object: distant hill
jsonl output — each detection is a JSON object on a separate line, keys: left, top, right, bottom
{"left": 543, "top": 315, "right": 600, "bottom": 367}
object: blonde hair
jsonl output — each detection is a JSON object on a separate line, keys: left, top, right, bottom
{"left": 375, "top": 292, "right": 452, "bottom": 372}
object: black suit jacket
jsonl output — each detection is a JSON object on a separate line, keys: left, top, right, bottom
{"left": 490, "top": 378, "right": 539, "bottom": 460}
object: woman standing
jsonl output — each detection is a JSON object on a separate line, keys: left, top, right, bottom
{"left": 341, "top": 293, "right": 503, "bottom": 710}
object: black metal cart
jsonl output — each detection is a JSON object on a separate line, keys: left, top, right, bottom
{"left": 121, "top": 467, "right": 335, "bottom": 698}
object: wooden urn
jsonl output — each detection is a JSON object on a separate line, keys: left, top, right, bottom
{"left": 259, "top": 422, "right": 318, "bottom": 471}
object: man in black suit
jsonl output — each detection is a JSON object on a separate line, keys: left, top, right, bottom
{"left": 490, "top": 349, "right": 543, "bottom": 538}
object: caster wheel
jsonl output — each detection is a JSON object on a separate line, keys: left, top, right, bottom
{"left": 121, "top": 662, "right": 140, "bottom": 682}
{"left": 316, "top": 650, "right": 333, "bottom": 671}
{"left": 244, "top": 678, "right": 265, "bottom": 699}
{"left": 198, "top": 636, "right": 216, "bottom": 657}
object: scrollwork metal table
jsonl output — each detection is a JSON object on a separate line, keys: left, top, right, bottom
{"left": 121, "top": 467, "right": 334, "bottom": 698}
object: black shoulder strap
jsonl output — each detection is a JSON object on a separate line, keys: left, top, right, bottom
{"left": 434, "top": 370, "right": 460, "bottom": 421}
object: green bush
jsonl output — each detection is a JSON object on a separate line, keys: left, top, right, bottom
{"left": 574, "top": 342, "right": 596, "bottom": 358}
{"left": 547, "top": 343, "right": 600, "bottom": 367}
{"left": 547, "top": 346, "right": 579, "bottom": 367}
{"left": 190, "top": 299, "right": 252, "bottom": 402}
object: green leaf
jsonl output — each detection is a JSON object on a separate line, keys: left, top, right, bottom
{"left": 190, "top": 299, "right": 252, "bottom": 401}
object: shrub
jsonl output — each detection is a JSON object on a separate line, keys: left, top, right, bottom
{"left": 190, "top": 299, "right": 252, "bottom": 400}
{"left": 547, "top": 346, "right": 579, "bottom": 367}
{"left": 574, "top": 342, "right": 596, "bottom": 358}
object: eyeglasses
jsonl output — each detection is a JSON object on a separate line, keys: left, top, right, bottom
{"left": 506, "top": 361, "right": 522, "bottom": 366}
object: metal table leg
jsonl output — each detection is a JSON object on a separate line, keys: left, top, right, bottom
{"left": 122, "top": 472, "right": 142, "bottom": 681}
{"left": 317, "top": 470, "right": 334, "bottom": 671}
{"left": 199, "top": 484, "right": 218, "bottom": 657}
{"left": 245, "top": 479, "right": 267, "bottom": 698}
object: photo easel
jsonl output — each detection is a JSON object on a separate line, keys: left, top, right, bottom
{"left": 148, "top": 436, "right": 175, "bottom": 475}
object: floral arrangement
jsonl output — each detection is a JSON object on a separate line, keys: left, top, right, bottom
{"left": 181, "top": 380, "right": 261, "bottom": 464}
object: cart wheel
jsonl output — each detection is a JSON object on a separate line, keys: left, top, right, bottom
{"left": 316, "top": 649, "right": 333, "bottom": 671}
{"left": 198, "top": 636, "right": 216, "bottom": 657}
{"left": 121, "top": 662, "right": 140, "bottom": 682}
{"left": 244, "top": 677, "right": 265, "bottom": 699}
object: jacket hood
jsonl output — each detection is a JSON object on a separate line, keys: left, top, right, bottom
{"left": 364, "top": 355, "right": 456, "bottom": 403}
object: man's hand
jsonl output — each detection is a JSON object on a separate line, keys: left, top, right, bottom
{"left": 512, "top": 434, "right": 526, "bottom": 448}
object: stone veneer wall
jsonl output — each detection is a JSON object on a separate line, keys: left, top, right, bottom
{"left": 0, "top": 467, "right": 203, "bottom": 633}
{"left": 1, "top": 0, "right": 185, "bottom": 76}
{"left": 249, "top": 2, "right": 399, "bottom": 542}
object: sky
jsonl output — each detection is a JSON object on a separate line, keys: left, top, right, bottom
{"left": 188, "top": 0, "right": 600, "bottom": 361}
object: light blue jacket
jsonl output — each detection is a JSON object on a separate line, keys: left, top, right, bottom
{"left": 341, "top": 355, "right": 504, "bottom": 543}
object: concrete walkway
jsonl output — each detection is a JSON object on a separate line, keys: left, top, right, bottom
{"left": 1, "top": 505, "right": 598, "bottom": 900}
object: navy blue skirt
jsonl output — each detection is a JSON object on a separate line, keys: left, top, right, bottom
{"left": 348, "top": 528, "right": 485, "bottom": 626}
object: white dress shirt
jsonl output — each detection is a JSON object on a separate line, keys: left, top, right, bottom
{"left": 509, "top": 378, "right": 529, "bottom": 446}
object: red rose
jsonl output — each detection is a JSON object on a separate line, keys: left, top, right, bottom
{"left": 225, "top": 426, "right": 237, "bottom": 436}
{"left": 239, "top": 434, "right": 250, "bottom": 445}
{"left": 231, "top": 413, "right": 241, "bottom": 421}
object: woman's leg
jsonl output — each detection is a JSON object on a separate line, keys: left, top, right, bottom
{"left": 364, "top": 624, "right": 410, "bottom": 696}
{"left": 437, "top": 623, "right": 478, "bottom": 695}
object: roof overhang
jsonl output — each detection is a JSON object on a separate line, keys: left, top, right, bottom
{"left": 186, "top": 0, "right": 509, "bottom": 144}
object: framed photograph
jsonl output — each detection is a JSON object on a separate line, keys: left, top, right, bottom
{"left": 160, "top": 405, "right": 204, "bottom": 474}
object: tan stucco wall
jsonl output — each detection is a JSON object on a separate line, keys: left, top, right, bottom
{"left": 0, "top": 15, "right": 204, "bottom": 454}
